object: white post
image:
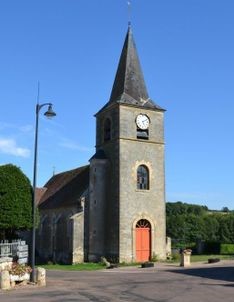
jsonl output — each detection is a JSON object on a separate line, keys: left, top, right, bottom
{"left": 180, "top": 249, "right": 192, "bottom": 267}
{"left": 0, "top": 271, "right": 11, "bottom": 290}
{"left": 37, "top": 267, "right": 46, "bottom": 286}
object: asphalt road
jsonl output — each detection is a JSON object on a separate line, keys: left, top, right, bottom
{"left": 1, "top": 261, "right": 234, "bottom": 301}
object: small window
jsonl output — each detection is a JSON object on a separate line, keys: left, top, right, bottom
{"left": 104, "top": 118, "right": 111, "bottom": 141}
{"left": 137, "top": 165, "right": 149, "bottom": 190}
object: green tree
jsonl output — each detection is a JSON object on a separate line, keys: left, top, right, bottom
{"left": 217, "top": 213, "right": 234, "bottom": 243}
{"left": 166, "top": 201, "right": 234, "bottom": 246}
{"left": 166, "top": 202, "right": 208, "bottom": 242}
{"left": 0, "top": 164, "right": 33, "bottom": 239}
{"left": 202, "top": 214, "right": 219, "bottom": 241}
{"left": 166, "top": 201, "right": 208, "bottom": 216}
{"left": 166, "top": 214, "right": 186, "bottom": 239}
{"left": 184, "top": 214, "right": 205, "bottom": 242}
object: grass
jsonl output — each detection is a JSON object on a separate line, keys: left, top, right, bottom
{"left": 39, "top": 262, "right": 140, "bottom": 271}
{"left": 167, "top": 254, "right": 234, "bottom": 263}
{"left": 190, "top": 254, "right": 234, "bottom": 262}
{"left": 39, "top": 262, "right": 105, "bottom": 271}
{"left": 39, "top": 255, "right": 234, "bottom": 271}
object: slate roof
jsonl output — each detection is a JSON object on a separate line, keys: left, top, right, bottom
{"left": 96, "top": 26, "right": 165, "bottom": 115}
{"left": 35, "top": 187, "right": 47, "bottom": 205}
{"left": 38, "top": 165, "right": 89, "bottom": 209}
{"left": 89, "top": 149, "right": 107, "bottom": 161}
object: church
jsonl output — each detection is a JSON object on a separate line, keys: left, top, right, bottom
{"left": 36, "top": 26, "right": 167, "bottom": 264}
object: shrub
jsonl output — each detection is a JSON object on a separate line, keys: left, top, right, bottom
{"left": 0, "top": 164, "right": 33, "bottom": 239}
{"left": 171, "top": 253, "right": 180, "bottom": 262}
{"left": 150, "top": 252, "right": 158, "bottom": 262}
{"left": 220, "top": 244, "right": 234, "bottom": 255}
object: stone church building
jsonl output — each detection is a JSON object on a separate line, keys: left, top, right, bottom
{"left": 37, "top": 26, "right": 167, "bottom": 264}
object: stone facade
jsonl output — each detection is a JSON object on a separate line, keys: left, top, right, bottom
{"left": 37, "top": 26, "right": 166, "bottom": 264}
{"left": 90, "top": 103, "right": 166, "bottom": 262}
{"left": 119, "top": 108, "right": 166, "bottom": 262}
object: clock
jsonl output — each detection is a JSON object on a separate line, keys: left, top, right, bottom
{"left": 136, "top": 114, "right": 150, "bottom": 130}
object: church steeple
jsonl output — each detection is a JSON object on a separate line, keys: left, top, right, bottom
{"left": 91, "top": 25, "right": 166, "bottom": 263}
{"left": 109, "top": 26, "right": 149, "bottom": 104}
{"left": 98, "top": 27, "right": 164, "bottom": 114}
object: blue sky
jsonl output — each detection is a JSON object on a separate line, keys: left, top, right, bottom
{"left": 0, "top": 0, "right": 233, "bottom": 210}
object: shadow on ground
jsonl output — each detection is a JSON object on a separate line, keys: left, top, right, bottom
{"left": 168, "top": 265, "right": 234, "bottom": 283}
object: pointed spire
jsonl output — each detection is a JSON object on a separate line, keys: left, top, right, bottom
{"left": 109, "top": 26, "right": 149, "bottom": 103}
{"left": 97, "top": 27, "right": 164, "bottom": 114}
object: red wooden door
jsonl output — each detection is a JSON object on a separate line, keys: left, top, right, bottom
{"left": 136, "top": 220, "right": 151, "bottom": 262}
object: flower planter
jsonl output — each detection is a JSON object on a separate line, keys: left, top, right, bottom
{"left": 10, "top": 273, "right": 30, "bottom": 282}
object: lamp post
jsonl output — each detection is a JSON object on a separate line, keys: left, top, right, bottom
{"left": 31, "top": 102, "right": 56, "bottom": 283}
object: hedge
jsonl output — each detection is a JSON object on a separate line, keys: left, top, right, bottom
{"left": 201, "top": 242, "right": 234, "bottom": 255}
{"left": 220, "top": 244, "right": 234, "bottom": 255}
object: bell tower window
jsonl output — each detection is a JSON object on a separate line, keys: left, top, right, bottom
{"left": 137, "top": 165, "right": 149, "bottom": 190}
{"left": 104, "top": 118, "right": 111, "bottom": 142}
{"left": 137, "top": 128, "right": 149, "bottom": 140}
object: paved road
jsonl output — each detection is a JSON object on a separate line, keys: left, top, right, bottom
{"left": 1, "top": 261, "right": 234, "bottom": 301}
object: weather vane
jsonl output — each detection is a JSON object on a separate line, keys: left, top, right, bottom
{"left": 127, "top": 0, "right": 132, "bottom": 27}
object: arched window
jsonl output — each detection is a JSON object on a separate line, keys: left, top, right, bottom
{"left": 104, "top": 118, "right": 111, "bottom": 141}
{"left": 137, "top": 165, "right": 149, "bottom": 190}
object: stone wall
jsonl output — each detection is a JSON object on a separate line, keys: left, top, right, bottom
{"left": 0, "top": 257, "right": 12, "bottom": 272}
{"left": 37, "top": 201, "right": 85, "bottom": 264}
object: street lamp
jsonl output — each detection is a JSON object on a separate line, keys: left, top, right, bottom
{"left": 31, "top": 102, "right": 56, "bottom": 283}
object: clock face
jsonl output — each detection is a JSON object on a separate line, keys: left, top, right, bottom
{"left": 136, "top": 114, "right": 150, "bottom": 130}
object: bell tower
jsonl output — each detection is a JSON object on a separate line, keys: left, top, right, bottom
{"left": 88, "top": 26, "right": 166, "bottom": 262}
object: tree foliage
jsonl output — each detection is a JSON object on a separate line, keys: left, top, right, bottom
{"left": 0, "top": 164, "right": 33, "bottom": 239}
{"left": 166, "top": 201, "right": 234, "bottom": 244}
{"left": 166, "top": 201, "right": 208, "bottom": 216}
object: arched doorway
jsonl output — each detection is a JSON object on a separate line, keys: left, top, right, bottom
{"left": 135, "top": 219, "right": 151, "bottom": 262}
